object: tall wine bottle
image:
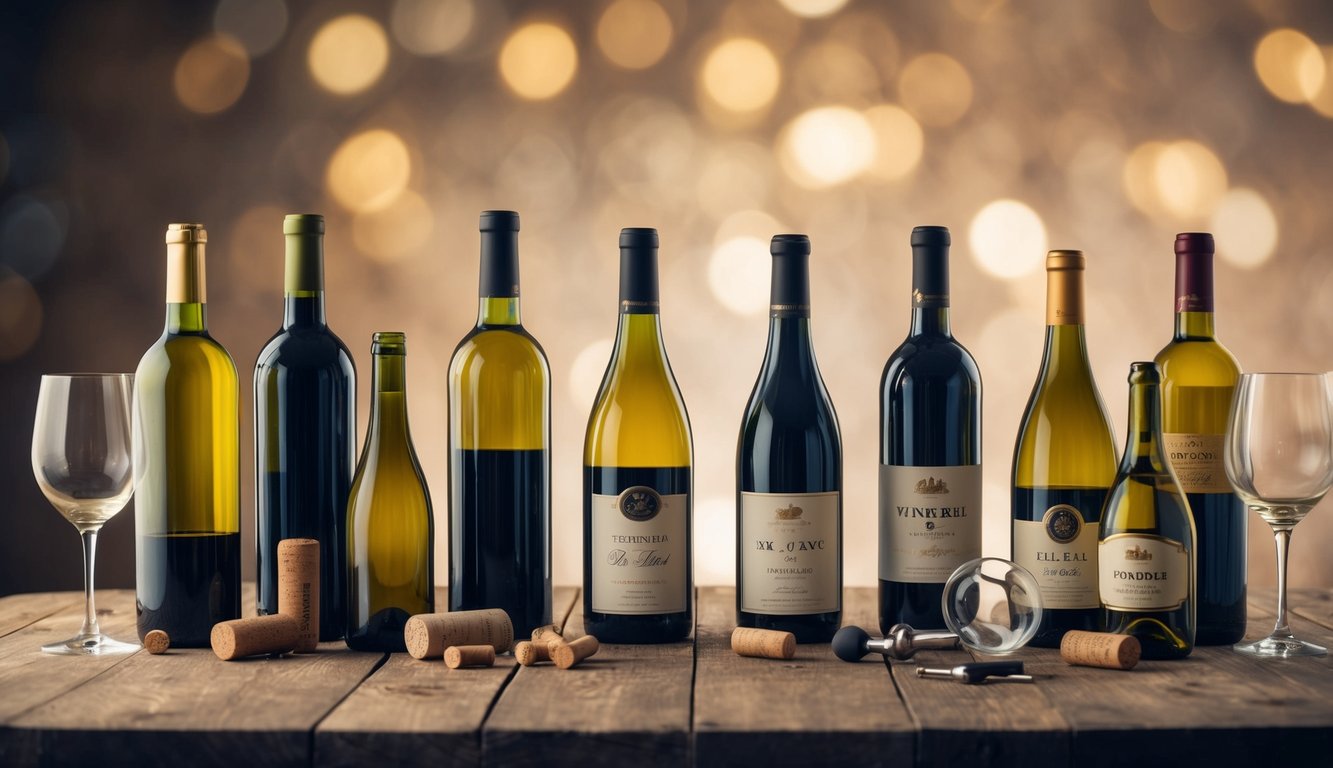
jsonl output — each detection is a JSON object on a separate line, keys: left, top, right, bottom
{"left": 736, "top": 234, "right": 842, "bottom": 643}
{"left": 1012, "top": 250, "right": 1118, "bottom": 647}
{"left": 1153, "top": 232, "right": 1245, "bottom": 645}
{"left": 583, "top": 228, "right": 693, "bottom": 644}
{"left": 1099, "top": 362, "right": 1196, "bottom": 660}
{"left": 133, "top": 223, "right": 241, "bottom": 647}
{"left": 346, "top": 332, "right": 434, "bottom": 652}
{"left": 254, "top": 214, "right": 356, "bottom": 641}
{"left": 448, "top": 210, "right": 552, "bottom": 638}
{"left": 879, "top": 226, "right": 982, "bottom": 633}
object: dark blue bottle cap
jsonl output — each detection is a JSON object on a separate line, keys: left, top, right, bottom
{"left": 480, "top": 210, "right": 520, "bottom": 232}
{"left": 770, "top": 233, "right": 811, "bottom": 257}
{"left": 911, "top": 226, "right": 950, "bottom": 248}
{"left": 619, "top": 227, "right": 659, "bottom": 249}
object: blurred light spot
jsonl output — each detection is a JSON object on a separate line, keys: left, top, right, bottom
{"left": 308, "top": 14, "right": 389, "bottom": 95}
{"left": 173, "top": 34, "right": 250, "bottom": 114}
{"left": 779, "top": 106, "right": 876, "bottom": 188}
{"left": 898, "top": 53, "right": 973, "bottom": 126}
{"left": 597, "top": 98, "right": 696, "bottom": 203}
{"left": 229, "top": 205, "right": 287, "bottom": 291}
{"left": 0, "top": 196, "right": 66, "bottom": 281}
{"left": 499, "top": 23, "right": 578, "bottom": 100}
{"left": 326, "top": 129, "right": 411, "bottom": 213}
{"left": 1153, "top": 140, "right": 1227, "bottom": 219}
{"left": 695, "top": 142, "right": 774, "bottom": 215}
{"left": 1254, "top": 28, "right": 1325, "bottom": 104}
{"left": 352, "top": 189, "right": 434, "bottom": 263}
{"left": 1310, "top": 47, "right": 1333, "bottom": 118}
{"left": 713, "top": 210, "right": 784, "bottom": 247}
{"left": 1148, "top": 0, "right": 1217, "bottom": 35}
{"left": 693, "top": 497, "right": 735, "bottom": 584}
{"left": 391, "top": 0, "right": 475, "bottom": 56}
{"left": 950, "top": 0, "right": 1008, "bottom": 22}
{"left": 497, "top": 133, "right": 577, "bottom": 218}
{"left": 597, "top": 0, "right": 673, "bottom": 70}
{"left": 1210, "top": 188, "right": 1277, "bottom": 269}
{"left": 213, "top": 0, "right": 288, "bottom": 57}
{"left": 0, "top": 269, "right": 42, "bottom": 362}
{"left": 708, "top": 237, "right": 770, "bottom": 316}
{"left": 569, "top": 338, "right": 615, "bottom": 411}
{"left": 777, "top": 0, "right": 850, "bottom": 18}
{"left": 863, "top": 104, "right": 923, "bottom": 181}
{"left": 792, "top": 42, "right": 879, "bottom": 103}
{"left": 968, "top": 200, "right": 1048, "bottom": 279}
{"left": 701, "top": 38, "right": 780, "bottom": 114}
{"left": 1121, "top": 141, "right": 1166, "bottom": 214}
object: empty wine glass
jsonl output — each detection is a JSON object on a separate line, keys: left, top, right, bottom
{"left": 31, "top": 373, "right": 140, "bottom": 655}
{"left": 1224, "top": 372, "right": 1333, "bottom": 658}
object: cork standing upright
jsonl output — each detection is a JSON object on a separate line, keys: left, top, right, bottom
{"left": 278, "top": 538, "right": 320, "bottom": 653}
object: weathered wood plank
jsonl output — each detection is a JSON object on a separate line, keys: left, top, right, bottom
{"left": 692, "top": 586, "right": 915, "bottom": 767}
{"left": 314, "top": 586, "right": 579, "bottom": 768}
{"left": 0, "top": 592, "right": 84, "bottom": 638}
{"left": 483, "top": 588, "right": 694, "bottom": 767}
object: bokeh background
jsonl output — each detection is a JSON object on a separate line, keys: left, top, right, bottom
{"left": 3, "top": 0, "right": 1333, "bottom": 597}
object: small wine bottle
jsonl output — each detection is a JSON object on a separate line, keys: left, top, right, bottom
{"left": 1153, "top": 232, "right": 1245, "bottom": 645}
{"left": 1099, "top": 362, "right": 1197, "bottom": 660}
{"left": 134, "top": 223, "right": 241, "bottom": 647}
{"left": 346, "top": 332, "right": 434, "bottom": 652}
{"left": 879, "top": 226, "right": 982, "bottom": 632}
{"left": 736, "top": 234, "right": 843, "bottom": 643}
{"left": 583, "top": 228, "right": 693, "bottom": 644}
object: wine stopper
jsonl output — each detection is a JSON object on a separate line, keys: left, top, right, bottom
{"left": 832, "top": 623, "right": 962, "bottom": 662}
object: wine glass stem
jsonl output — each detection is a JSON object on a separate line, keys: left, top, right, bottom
{"left": 80, "top": 528, "right": 101, "bottom": 637}
{"left": 1271, "top": 527, "right": 1293, "bottom": 638}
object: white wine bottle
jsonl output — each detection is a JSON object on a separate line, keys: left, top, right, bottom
{"left": 133, "top": 223, "right": 241, "bottom": 648}
{"left": 1011, "top": 250, "right": 1118, "bottom": 647}
{"left": 583, "top": 227, "right": 693, "bottom": 644}
{"left": 1099, "top": 362, "right": 1196, "bottom": 660}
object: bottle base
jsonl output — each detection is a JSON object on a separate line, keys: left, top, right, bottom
{"left": 585, "top": 612, "right": 691, "bottom": 644}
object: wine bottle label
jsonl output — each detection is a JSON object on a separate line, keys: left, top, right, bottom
{"left": 1162, "top": 433, "right": 1231, "bottom": 494}
{"left": 878, "top": 465, "right": 981, "bottom": 583}
{"left": 1099, "top": 533, "right": 1189, "bottom": 612}
{"left": 1013, "top": 506, "right": 1100, "bottom": 609}
{"left": 740, "top": 491, "right": 839, "bottom": 615}
{"left": 590, "top": 487, "right": 687, "bottom": 615}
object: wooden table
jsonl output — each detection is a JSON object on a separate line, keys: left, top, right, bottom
{"left": 1, "top": 585, "right": 1331, "bottom": 767}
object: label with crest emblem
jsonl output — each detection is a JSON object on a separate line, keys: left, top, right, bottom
{"left": 741, "top": 491, "right": 840, "bottom": 615}
{"left": 879, "top": 464, "right": 981, "bottom": 583}
{"left": 591, "top": 486, "right": 687, "bottom": 615}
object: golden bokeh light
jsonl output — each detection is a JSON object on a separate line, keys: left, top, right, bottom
{"left": 792, "top": 42, "right": 880, "bottom": 104}
{"left": 695, "top": 142, "right": 775, "bottom": 217}
{"left": 1254, "top": 28, "right": 1325, "bottom": 104}
{"left": 1123, "top": 140, "right": 1227, "bottom": 220}
{"left": 597, "top": 0, "right": 673, "bottom": 70}
{"left": 0, "top": 269, "right": 43, "bottom": 362}
{"left": 352, "top": 189, "right": 434, "bottom": 263}
{"left": 968, "top": 199, "right": 1048, "bottom": 279}
{"left": 1210, "top": 188, "right": 1278, "bottom": 269}
{"left": 709, "top": 237, "right": 771, "bottom": 315}
{"left": 173, "top": 34, "right": 250, "bottom": 115}
{"left": 1148, "top": 0, "right": 1217, "bottom": 35}
{"left": 325, "top": 129, "right": 412, "bottom": 213}
{"left": 213, "top": 0, "right": 289, "bottom": 57}
{"left": 777, "top": 0, "right": 851, "bottom": 19}
{"left": 308, "top": 14, "right": 390, "bottom": 96}
{"left": 863, "top": 104, "right": 924, "bottom": 181}
{"left": 778, "top": 106, "right": 877, "bottom": 188}
{"left": 391, "top": 0, "right": 475, "bottom": 56}
{"left": 700, "top": 38, "right": 781, "bottom": 114}
{"left": 499, "top": 22, "right": 579, "bottom": 100}
{"left": 898, "top": 52, "right": 973, "bottom": 127}
{"left": 1310, "top": 47, "right": 1333, "bottom": 118}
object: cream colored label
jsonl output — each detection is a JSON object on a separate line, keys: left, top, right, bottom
{"left": 879, "top": 465, "right": 981, "bottom": 583}
{"left": 591, "top": 488, "right": 687, "bottom": 615}
{"left": 1163, "top": 433, "right": 1231, "bottom": 494}
{"left": 1014, "top": 508, "right": 1100, "bottom": 609}
{"left": 741, "top": 491, "right": 839, "bottom": 615}
{"left": 1099, "top": 533, "right": 1189, "bottom": 612}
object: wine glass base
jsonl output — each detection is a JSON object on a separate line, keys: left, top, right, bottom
{"left": 1233, "top": 635, "right": 1327, "bottom": 658}
{"left": 41, "top": 632, "right": 140, "bottom": 656}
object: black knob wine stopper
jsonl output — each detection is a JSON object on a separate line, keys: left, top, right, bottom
{"left": 833, "top": 624, "right": 963, "bottom": 662}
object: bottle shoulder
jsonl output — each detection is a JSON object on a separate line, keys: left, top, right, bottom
{"left": 138, "top": 331, "right": 239, "bottom": 380}
{"left": 255, "top": 326, "right": 355, "bottom": 373}
{"left": 1153, "top": 338, "right": 1241, "bottom": 385}
{"left": 450, "top": 325, "right": 550, "bottom": 374}
{"left": 881, "top": 334, "right": 982, "bottom": 392}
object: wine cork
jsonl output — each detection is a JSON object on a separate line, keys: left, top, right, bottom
{"left": 532, "top": 624, "right": 563, "bottom": 644}
{"left": 553, "top": 635, "right": 600, "bottom": 670}
{"left": 1060, "top": 630, "right": 1141, "bottom": 670}
{"left": 210, "top": 615, "right": 301, "bottom": 661}
{"left": 404, "top": 609, "right": 514, "bottom": 660}
{"left": 514, "top": 640, "right": 551, "bottom": 666}
{"left": 278, "top": 538, "right": 320, "bottom": 653}
{"left": 444, "top": 644, "right": 497, "bottom": 669}
{"left": 731, "top": 627, "right": 796, "bottom": 660}
{"left": 144, "top": 629, "right": 170, "bottom": 655}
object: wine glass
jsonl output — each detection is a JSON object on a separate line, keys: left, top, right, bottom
{"left": 31, "top": 373, "right": 140, "bottom": 655}
{"left": 1224, "top": 372, "right": 1333, "bottom": 658}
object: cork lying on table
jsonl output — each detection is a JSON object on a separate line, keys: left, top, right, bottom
{"left": 211, "top": 615, "right": 301, "bottom": 661}
{"left": 143, "top": 629, "right": 170, "bottom": 655}
{"left": 444, "top": 645, "right": 497, "bottom": 669}
{"left": 1060, "top": 630, "right": 1141, "bottom": 670}
{"left": 514, "top": 640, "right": 551, "bottom": 666}
{"left": 404, "top": 609, "right": 514, "bottom": 660}
{"left": 277, "top": 538, "right": 320, "bottom": 653}
{"left": 731, "top": 627, "right": 796, "bottom": 660}
{"left": 553, "top": 635, "right": 599, "bottom": 670}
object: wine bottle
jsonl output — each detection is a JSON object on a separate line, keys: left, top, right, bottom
{"left": 346, "top": 332, "right": 434, "bottom": 652}
{"left": 736, "top": 234, "right": 842, "bottom": 643}
{"left": 1012, "top": 250, "right": 1118, "bottom": 647}
{"left": 1153, "top": 232, "right": 1245, "bottom": 646}
{"left": 879, "top": 226, "right": 982, "bottom": 633}
{"left": 133, "top": 223, "right": 241, "bottom": 647}
{"left": 254, "top": 214, "right": 356, "bottom": 641}
{"left": 1099, "top": 362, "right": 1197, "bottom": 660}
{"left": 583, "top": 227, "right": 693, "bottom": 644}
{"left": 448, "top": 210, "right": 552, "bottom": 638}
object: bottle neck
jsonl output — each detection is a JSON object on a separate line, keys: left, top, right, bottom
{"left": 619, "top": 245, "right": 659, "bottom": 314}
{"left": 284, "top": 232, "right": 326, "bottom": 328}
{"left": 1173, "top": 251, "right": 1216, "bottom": 341}
{"left": 1040, "top": 324, "right": 1094, "bottom": 379}
{"left": 166, "top": 303, "right": 207, "bottom": 333}
{"left": 479, "top": 229, "right": 521, "bottom": 327}
{"left": 1123, "top": 376, "right": 1166, "bottom": 469}
{"left": 165, "top": 240, "right": 207, "bottom": 333}
{"left": 909, "top": 242, "right": 951, "bottom": 336}
{"left": 368, "top": 353, "right": 410, "bottom": 439}
{"left": 1174, "top": 311, "right": 1216, "bottom": 341}
{"left": 766, "top": 250, "right": 816, "bottom": 370}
